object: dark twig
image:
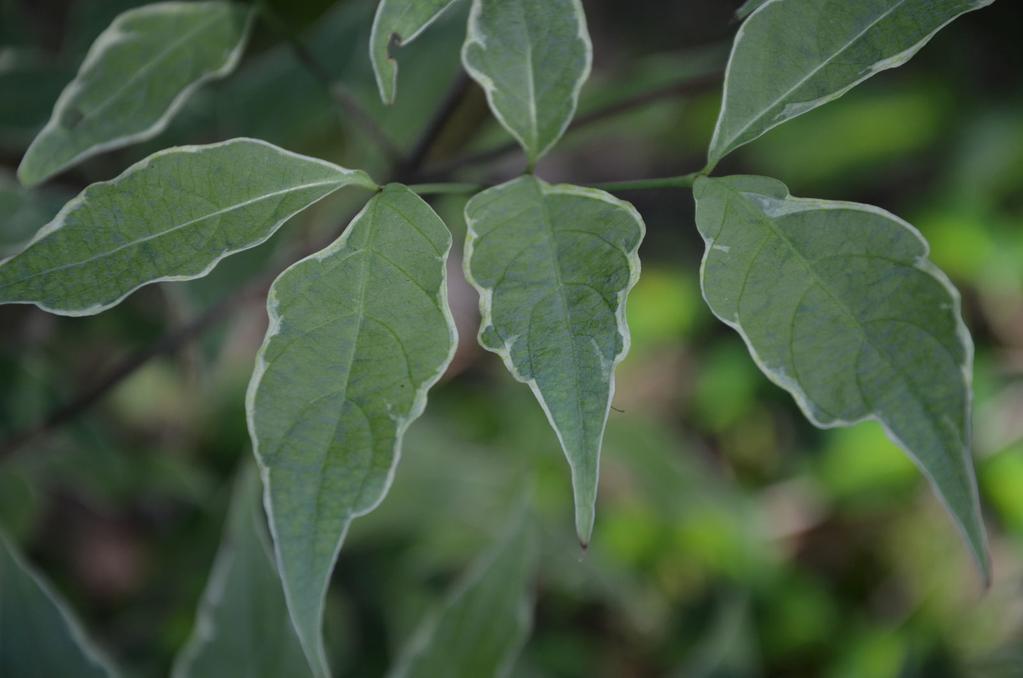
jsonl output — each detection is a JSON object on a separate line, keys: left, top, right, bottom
{"left": 0, "top": 68, "right": 475, "bottom": 461}
{"left": 416, "top": 70, "right": 723, "bottom": 182}
{"left": 0, "top": 68, "right": 721, "bottom": 460}
{"left": 395, "top": 72, "right": 473, "bottom": 178}
{"left": 258, "top": 2, "right": 402, "bottom": 163}
{"left": 0, "top": 284, "right": 263, "bottom": 458}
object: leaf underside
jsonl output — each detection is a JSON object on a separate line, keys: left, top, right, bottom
{"left": 18, "top": 1, "right": 253, "bottom": 186}
{"left": 389, "top": 507, "right": 537, "bottom": 678}
{"left": 172, "top": 465, "right": 310, "bottom": 678}
{"left": 0, "top": 138, "right": 375, "bottom": 316}
{"left": 371, "top": 0, "right": 461, "bottom": 105}
{"left": 0, "top": 533, "right": 118, "bottom": 678}
{"left": 693, "top": 175, "right": 988, "bottom": 579}
{"left": 463, "top": 175, "right": 644, "bottom": 545}
{"left": 247, "top": 184, "right": 457, "bottom": 677}
{"left": 462, "top": 0, "right": 591, "bottom": 163}
{"left": 709, "top": 0, "right": 995, "bottom": 166}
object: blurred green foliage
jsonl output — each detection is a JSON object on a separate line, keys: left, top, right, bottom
{"left": 0, "top": 0, "right": 1021, "bottom": 676}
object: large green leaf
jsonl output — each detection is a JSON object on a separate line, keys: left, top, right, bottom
{"left": 707, "top": 0, "right": 994, "bottom": 168}
{"left": 462, "top": 0, "right": 591, "bottom": 165}
{"left": 693, "top": 175, "right": 988, "bottom": 578}
{"left": 17, "top": 1, "right": 253, "bottom": 186}
{"left": 0, "top": 532, "right": 119, "bottom": 678}
{"left": 172, "top": 465, "right": 310, "bottom": 678}
{"left": 389, "top": 507, "right": 537, "bottom": 678}
{"left": 371, "top": 0, "right": 461, "bottom": 105}
{"left": 247, "top": 184, "right": 457, "bottom": 677}
{"left": 0, "top": 138, "right": 376, "bottom": 316}
{"left": 463, "top": 176, "right": 644, "bottom": 544}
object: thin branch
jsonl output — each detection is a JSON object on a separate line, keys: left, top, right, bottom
{"left": 0, "top": 64, "right": 477, "bottom": 461}
{"left": 588, "top": 173, "right": 700, "bottom": 192}
{"left": 396, "top": 72, "right": 473, "bottom": 178}
{"left": 258, "top": 2, "right": 402, "bottom": 163}
{"left": 415, "top": 70, "right": 723, "bottom": 182}
{"left": 0, "top": 64, "right": 721, "bottom": 460}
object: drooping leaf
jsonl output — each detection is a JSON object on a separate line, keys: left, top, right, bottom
{"left": 692, "top": 175, "right": 988, "bottom": 578}
{"left": 0, "top": 138, "right": 376, "bottom": 316}
{"left": 371, "top": 0, "right": 461, "bottom": 105}
{"left": 462, "top": 0, "right": 591, "bottom": 164}
{"left": 707, "top": 0, "right": 995, "bottom": 168}
{"left": 172, "top": 465, "right": 310, "bottom": 678}
{"left": 247, "top": 184, "right": 457, "bottom": 677}
{"left": 389, "top": 506, "right": 537, "bottom": 678}
{"left": 463, "top": 176, "right": 644, "bottom": 544}
{"left": 0, "top": 532, "right": 119, "bottom": 678}
{"left": 17, "top": 1, "right": 254, "bottom": 186}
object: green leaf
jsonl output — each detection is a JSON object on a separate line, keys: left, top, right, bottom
{"left": 371, "top": 0, "right": 461, "bottom": 105}
{"left": 17, "top": 1, "right": 253, "bottom": 186}
{"left": 172, "top": 465, "right": 311, "bottom": 678}
{"left": 247, "top": 184, "right": 457, "bottom": 677}
{"left": 707, "top": 0, "right": 994, "bottom": 168}
{"left": 389, "top": 506, "right": 537, "bottom": 678}
{"left": 463, "top": 176, "right": 644, "bottom": 544}
{"left": 0, "top": 532, "right": 119, "bottom": 678}
{"left": 692, "top": 175, "right": 989, "bottom": 579}
{"left": 0, "top": 138, "right": 376, "bottom": 316}
{"left": 462, "top": 0, "right": 591, "bottom": 164}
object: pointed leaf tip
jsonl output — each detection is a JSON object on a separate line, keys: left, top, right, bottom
{"left": 248, "top": 184, "right": 457, "bottom": 676}
{"left": 464, "top": 176, "right": 644, "bottom": 549}
{"left": 18, "top": 1, "right": 254, "bottom": 186}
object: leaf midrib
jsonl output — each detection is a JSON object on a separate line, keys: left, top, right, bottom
{"left": 0, "top": 178, "right": 344, "bottom": 291}
{"left": 729, "top": 185, "right": 956, "bottom": 449}
{"left": 80, "top": 8, "right": 232, "bottom": 125}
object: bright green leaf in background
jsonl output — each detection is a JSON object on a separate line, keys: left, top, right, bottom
{"left": 17, "top": 1, "right": 253, "bottom": 186}
{"left": 463, "top": 176, "right": 644, "bottom": 545}
{"left": 462, "top": 0, "right": 591, "bottom": 165}
{"left": 172, "top": 466, "right": 310, "bottom": 678}
{"left": 247, "top": 184, "right": 457, "bottom": 677}
{"left": 0, "top": 138, "right": 376, "bottom": 316}
{"left": 0, "top": 533, "right": 119, "bottom": 678}
{"left": 371, "top": 0, "right": 461, "bottom": 105}
{"left": 693, "top": 175, "right": 988, "bottom": 579}
{"left": 707, "top": 0, "right": 995, "bottom": 168}
{"left": 389, "top": 507, "right": 537, "bottom": 678}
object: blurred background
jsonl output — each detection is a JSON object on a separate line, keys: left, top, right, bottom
{"left": 1, "top": 0, "right": 1022, "bottom": 675}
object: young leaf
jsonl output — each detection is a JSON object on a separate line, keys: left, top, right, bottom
{"left": 0, "top": 138, "right": 376, "bottom": 316}
{"left": 18, "top": 1, "right": 254, "bottom": 186}
{"left": 463, "top": 176, "right": 644, "bottom": 545}
{"left": 247, "top": 184, "right": 458, "bottom": 677}
{"left": 0, "top": 532, "right": 119, "bottom": 678}
{"left": 371, "top": 0, "right": 461, "bottom": 105}
{"left": 172, "top": 465, "right": 310, "bottom": 678}
{"left": 693, "top": 175, "right": 989, "bottom": 579}
{"left": 389, "top": 507, "right": 537, "bottom": 678}
{"left": 707, "top": 0, "right": 994, "bottom": 168}
{"left": 462, "top": 0, "right": 591, "bottom": 165}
